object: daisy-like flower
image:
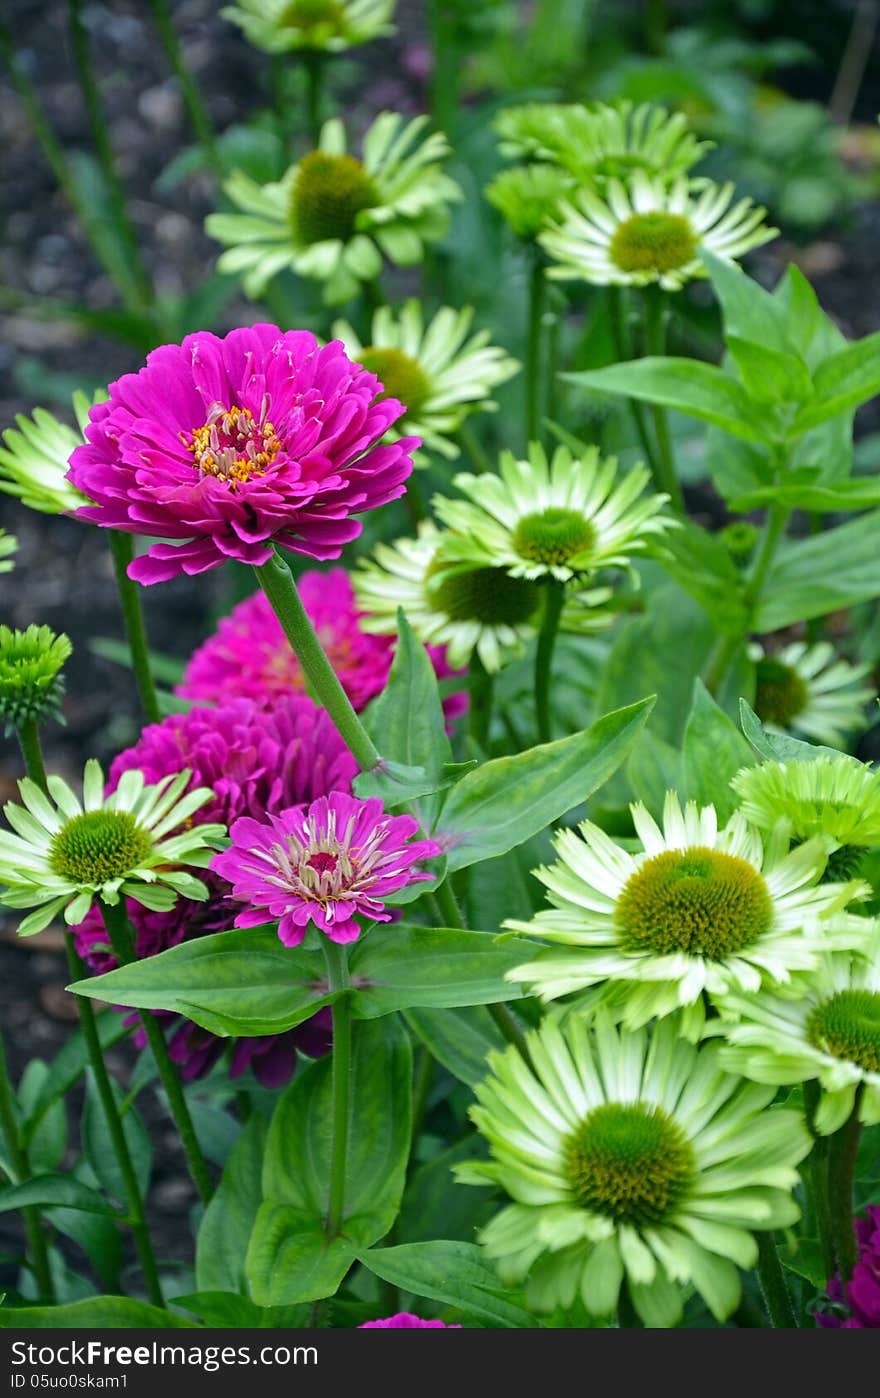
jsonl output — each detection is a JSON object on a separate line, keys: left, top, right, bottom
{"left": 504, "top": 792, "right": 869, "bottom": 1032}
{"left": 0, "top": 390, "right": 102, "bottom": 515}
{"left": 716, "top": 941, "right": 880, "bottom": 1135}
{"left": 0, "top": 625, "right": 72, "bottom": 735}
{"left": 206, "top": 115, "right": 461, "bottom": 304}
{"left": 455, "top": 1015, "right": 811, "bottom": 1326}
{"left": 750, "top": 641, "right": 875, "bottom": 748}
{"left": 359, "top": 1314, "right": 461, "bottom": 1328}
{"left": 332, "top": 301, "right": 519, "bottom": 461}
{"left": 222, "top": 0, "right": 395, "bottom": 54}
{"left": 0, "top": 761, "right": 225, "bottom": 937}
{"left": 177, "top": 570, "right": 466, "bottom": 724}
{"left": 0, "top": 529, "right": 17, "bottom": 573}
{"left": 817, "top": 1207, "right": 880, "bottom": 1328}
{"left": 540, "top": 174, "right": 776, "bottom": 291}
{"left": 486, "top": 165, "right": 573, "bottom": 241}
{"left": 66, "top": 324, "right": 417, "bottom": 585}
{"left": 431, "top": 442, "right": 673, "bottom": 582}
{"left": 212, "top": 792, "right": 441, "bottom": 946}
{"left": 731, "top": 755, "right": 880, "bottom": 853}
{"left": 494, "top": 100, "right": 712, "bottom": 184}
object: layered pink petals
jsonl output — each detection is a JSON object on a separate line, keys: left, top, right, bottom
{"left": 359, "top": 1314, "right": 461, "bottom": 1328}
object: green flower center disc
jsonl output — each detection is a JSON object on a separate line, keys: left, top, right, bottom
{"left": 279, "top": 0, "right": 345, "bottom": 34}
{"left": 615, "top": 845, "right": 773, "bottom": 958}
{"left": 426, "top": 562, "right": 541, "bottom": 627}
{"left": 566, "top": 1101, "right": 694, "bottom": 1225}
{"left": 806, "top": 989, "right": 880, "bottom": 1074}
{"left": 512, "top": 508, "right": 595, "bottom": 568}
{"left": 754, "top": 658, "right": 808, "bottom": 728}
{"left": 291, "top": 151, "right": 378, "bottom": 245}
{"left": 357, "top": 346, "right": 431, "bottom": 416}
{"left": 610, "top": 211, "right": 697, "bottom": 274}
{"left": 50, "top": 810, "right": 153, "bottom": 886}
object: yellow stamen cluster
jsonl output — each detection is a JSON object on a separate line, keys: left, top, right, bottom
{"left": 186, "top": 405, "right": 281, "bottom": 489}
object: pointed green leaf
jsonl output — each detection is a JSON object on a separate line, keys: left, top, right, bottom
{"left": 565, "top": 358, "right": 769, "bottom": 442}
{"left": 790, "top": 331, "right": 880, "bottom": 433}
{"left": 405, "top": 1005, "right": 506, "bottom": 1087}
{"left": 357, "top": 1241, "right": 538, "bottom": 1328}
{"left": 739, "top": 700, "right": 841, "bottom": 763}
{"left": 0, "top": 1176, "right": 124, "bottom": 1218}
{"left": 681, "top": 680, "right": 754, "bottom": 819}
{"left": 196, "top": 1114, "right": 268, "bottom": 1295}
{"left": 348, "top": 924, "right": 531, "bottom": 1017}
{"left": 755, "top": 509, "right": 880, "bottom": 630}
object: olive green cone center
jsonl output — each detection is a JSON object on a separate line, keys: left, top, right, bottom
{"left": 426, "top": 562, "right": 541, "bottom": 627}
{"left": 806, "top": 989, "right": 880, "bottom": 1074}
{"left": 357, "top": 346, "right": 431, "bottom": 416}
{"left": 50, "top": 810, "right": 153, "bottom": 885}
{"left": 610, "top": 211, "right": 697, "bottom": 274}
{"left": 291, "top": 151, "right": 378, "bottom": 245}
{"left": 512, "top": 508, "right": 595, "bottom": 568}
{"left": 615, "top": 845, "right": 773, "bottom": 958}
{"left": 754, "top": 658, "right": 808, "bottom": 728}
{"left": 566, "top": 1102, "right": 694, "bottom": 1225}
{"left": 280, "top": 0, "right": 345, "bottom": 33}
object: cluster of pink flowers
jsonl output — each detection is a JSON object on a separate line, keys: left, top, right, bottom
{"left": 359, "top": 1314, "right": 461, "bottom": 1329}
{"left": 817, "top": 1207, "right": 880, "bottom": 1328}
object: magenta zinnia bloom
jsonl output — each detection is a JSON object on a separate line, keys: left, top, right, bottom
{"left": 73, "top": 694, "right": 356, "bottom": 1084}
{"left": 67, "top": 324, "right": 418, "bottom": 584}
{"left": 177, "top": 569, "right": 467, "bottom": 722}
{"left": 213, "top": 792, "right": 441, "bottom": 946}
{"left": 816, "top": 1206, "right": 880, "bottom": 1328}
{"left": 359, "top": 1314, "right": 461, "bottom": 1328}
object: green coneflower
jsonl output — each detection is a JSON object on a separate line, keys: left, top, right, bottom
{"left": 0, "top": 625, "right": 72, "bottom": 736}
{"left": 455, "top": 1014, "right": 811, "bottom": 1326}
{"left": 750, "top": 641, "right": 875, "bottom": 749}
{"left": 0, "top": 529, "right": 16, "bottom": 573}
{"left": 222, "top": 0, "right": 395, "bottom": 53}
{"left": 0, "top": 390, "right": 101, "bottom": 515}
{"left": 332, "top": 301, "right": 519, "bottom": 461}
{"left": 731, "top": 754, "right": 880, "bottom": 853}
{"left": 206, "top": 114, "right": 461, "bottom": 304}
{"left": 0, "top": 761, "right": 226, "bottom": 936}
{"left": 485, "top": 165, "right": 574, "bottom": 241}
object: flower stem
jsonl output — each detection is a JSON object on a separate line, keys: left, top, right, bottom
{"left": 64, "top": 938, "right": 165, "bottom": 1307}
{"left": 146, "top": 0, "right": 221, "bottom": 176}
{"left": 534, "top": 579, "right": 565, "bottom": 743}
{"left": 828, "top": 1085, "right": 864, "bottom": 1283}
{"left": 0, "top": 1028, "right": 54, "bottom": 1301}
{"left": 607, "top": 286, "right": 664, "bottom": 495}
{"left": 255, "top": 550, "right": 381, "bottom": 772}
{"left": 456, "top": 423, "right": 495, "bottom": 474}
{"left": 526, "top": 253, "right": 546, "bottom": 443}
{"left": 108, "top": 532, "right": 161, "bottom": 725}
{"left": 434, "top": 875, "right": 464, "bottom": 930}
{"left": 468, "top": 651, "right": 494, "bottom": 751}
{"left": 322, "top": 941, "right": 351, "bottom": 1238}
{"left": 704, "top": 502, "right": 791, "bottom": 696}
{"left": 427, "top": 0, "right": 458, "bottom": 138}
{"left": 804, "top": 1080, "right": 835, "bottom": 1281}
{"left": 756, "top": 1231, "right": 797, "bottom": 1328}
{"left": 16, "top": 719, "right": 48, "bottom": 793}
{"left": 303, "top": 51, "right": 325, "bottom": 148}
{"left": 642, "top": 288, "right": 684, "bottom": 513}
{"left": 98, "top": 900, "right": 213, "bottom": 1205}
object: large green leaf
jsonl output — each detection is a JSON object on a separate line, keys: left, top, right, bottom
{"left": 739, "top": 700, "right": 841, "bottom": 763}
{"left": 681, "top": 680, "right": 754, "bottom": 819}
{"left": 405, "top": 1005, "right": 506, "bottom": 1087}
{"left": 0, "top": 1297, "right": 196, "bottom": 1328}
{"left": 171, "top": 1291, "right": 309, "bottom": 1329}
{"left": 659, "top": 519, "right": 750, "bottom": 635}
{"left": 565, "top": 358, "right": 769, "bottom": 442}
{"left": 22, "top": 1013, "right": 130, "bottom": 1149}
{"left": 245, "top": 1213, "right": 358, "bottom": 1307}
{"left": 348, "top": 925, "right": 529, "bottom": 1017}
{"left": 701, "top": 250, "right": 801, "bottom": 359}
{"left": 196, "top": 1113, "right": 267, "bottom": 1295}
{"left": 755, "top": 509, "right": 880, "bottom": 630}
{"left": 435, "top": 698, "right": 654, "bottom": 871}
{"left": 82, "top": 1071, "right": 152, "bottom": 1206}
{"left": 0, "top": 1175, "right": 123, "bottom": 1218}
{"left": 790, "top": 331, "right": 880, "bottom": 433}
{"left": 357, "top": 1241, "right": 538, "bottom": 1328}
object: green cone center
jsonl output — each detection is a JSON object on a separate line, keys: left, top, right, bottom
{"left": 610, "top": 211, "right": 696, "bottom": 275}
{"left": 566, "top": 1102, "right": 694, "bottom": 1225}
{"left": 50, "top": 810, "right": 153, "bottom": 886}
{"left": 357, "top": 346, "right": 431, "bottom": 416}
{"left": 806, "top": 989, "right": 880, "bottom": 1074}
{"left": 512, "top": 508, "right": 595, "bottom": 569}
{"left": 426, "top": 562, "right": 541, "bottom": 627}
{"left": 279, "top": 0, "right": 346, "bottom": 34}
{"left": 291, "top": 151, "right": 378, "bottom": 245}
{"left": 615, "top": 845, "right": 773, "bottom": 959}
{"left": 754, "top": 658, "right": 808, "bottom": 728}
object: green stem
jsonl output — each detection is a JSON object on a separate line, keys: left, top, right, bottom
{"left": 255, "top": 551, "right": 380, "bottom": 771}
{"left": 146, "top": 0, "right": 221, "bottom": 175}
{"left": 99, "top": 900, "right": 213, "bottom": 1205}
{"left": 804, "top": 1080, "right": 835, "bottom": 1281}
{"left": 0, "top": 1028, "right": 54, "bottom": 1301}
{"left": 427, "top": 0, "right": 458, "bottom": 138}
{"left": 64, "top": 939, "right": 165, "bottom": 1307}
{"left": 434, "top": 876, "right": 464, "bottom": 930}
{"left": 269, "top": 56, "right": 293, "bottom": 164}
{"left": 526, "top": 254, "right": 546, "bottom": 443}
{"left": 704, "top": 503, "right": 791, "bottom": 696}
{"left": 108, "top": 533, "right": 161, "bottom": 725}
{"left": 606, "top": 286, "right": 664, "bottom": 493}
{"left": 456, "top": 423, "right": 495, "bottom": 474}
{"left": 323, "top": 941, "right": 351, "bottom": 1238}
{"left": 468, "top": 651, "right": 494, "bottom": 751}
{"left": 16, "top": 719, "right": 48, "bottom": 793}
{"left": 534, "top": 579, "right": 565, "bottom": 743}
{"left": 756, "top": 1231, "right": 797, "bottom": 1328}
{"left": 487, "top": 1002, "right": 532, "bottom": 1067}
{"left": 303, "top": 51, "right": 326, "bottom": 148}
{"left": 642, "top": 288, "right": 684, "bottom": 512}
{"left": 828, "top": 1085, "right": 864, "bottom": 1283}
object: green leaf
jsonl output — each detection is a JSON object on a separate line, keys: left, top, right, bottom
{"left": 565, "top": 358, "right": 769, "bottom": 442}
{"left": 739, "top": 700, "right": 841, "bottom": 763}
{"left": 790, "top": 331, "right": 880, "bottom": 433}
{"left": 726, "top": 337, "right": 813, "bottom": 405}
{"left": 435, "top": 698, "right": 654, "bottom": 871}
{"left": 405, "top": 1005, "right": 505, "bottom": 1087}
{"left": 353, "top": 758, "right": 455, "bottom": 810}
{"left": 700, "top": 250, "right": 802, "bottom": 359}
{"left": 357, "top": 1241, "right": 538, "bottom": 1328}
{"left": 0, "top": 1297, "right": 197, "bottom": 1328}
{"left": 626, "top": 729, "right": 683, "bottom": 818}
{"left": 68, "top": 929, "right": 338, "bottom": 1037}
{"left": 0, "top": 1176, "right": 123, "bottom": 1218}
{"left": 397, "top": 1139, "right": 496, "bottom": 1245}
{"left": 729, "top": 474, "right": 880, "bottom": 513}
{"left": 22, "top": 1013, "right": 130, "bottom": 1149}
{"left": 197, "top": 1113, "right": 267, "bottom": 1295}
{"left": 247, "top": 1016, "right": 411, "bottom": 1304}
{"left": 18, "top": 1062, "right": 66, "bottom": 1174}
{"left": 755, "top": 509, "right": 880, "bottom": 630}
{"left": 659, "top": 519, "right": 750, "bottom": 635}
{"left": 50, "top": 1203, "right": 123, "bottom": 1294}
{"left": 171, "top": 1291, "right": 309, "bottom": 1328}
{"left": 348, "top": 924, "right": 530, "bottom": 1017}
{"left": 82, "top": 1072, "right": 151, "bottom": 1206}
{"left": 681, "top": 680, "right": 754, "bottom": 819}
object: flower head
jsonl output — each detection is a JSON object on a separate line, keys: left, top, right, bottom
{"left": 486, "top": 165, "right": 573, "bottom": 241}
{"left": 505, "top": 792, "right": 869, "bottom": 1031}
{"left": 206, "top": 115, "right": 460, "bottom": 303}
{"left": 213, "top": 792, "right": 441, "bottom": 946}
{"left": 0, "top": 390, "right": 102, "bottom": 515}
{"left": 223, "top": 0, "right": 395, "bottom": 53}
{"left": 432, "top": 442, "right": 673, "bottom": 581}
{"left": 540, "top": 174, "right": 776, "bottom": 291}
{"left": 456, "top": 1015, "right": 810, "bottom": 1325}
{"left": 359, "top": 1313, "right": 461, "bottom": 1328}
{"left": 750, "top": 641, "right": 874, "bottom": 748}
{"left": 731, "top": 754, "right": 880, "bottom": 851}
{"left": 0, "top": 530, "right": 17, "bottom": 572}
{"left": 333, "top": 301, "right": 519, "bottom": 461}
{"left": 0, "top": 625, "right": 72, "bottom": 735}
{"left": 0, "top": 761, "right": 224, "bottom": 937}
{"left": 66, "top": 324, "right": 417, "bottom": 585}
{"left": 816, "top": 1207, "right": 880, "bottom": 1328}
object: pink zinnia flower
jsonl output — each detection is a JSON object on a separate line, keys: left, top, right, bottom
{"left": 359, "top": 1314, "right": 461, "bottom": 1328}
{"left": 213, "top": 792, "right": 441, "bottom": 946}
{"left": 73, "top": 694, "right": 356, "bottom": 1084}
{"left": 177, "top": 569, "right": 468, "bottom": 722}
{"left": 67, "top": 324, "right": 418, "bottom": 584}
{"left": 816, "top": 1206, "right": 880, "bottom": 1328}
